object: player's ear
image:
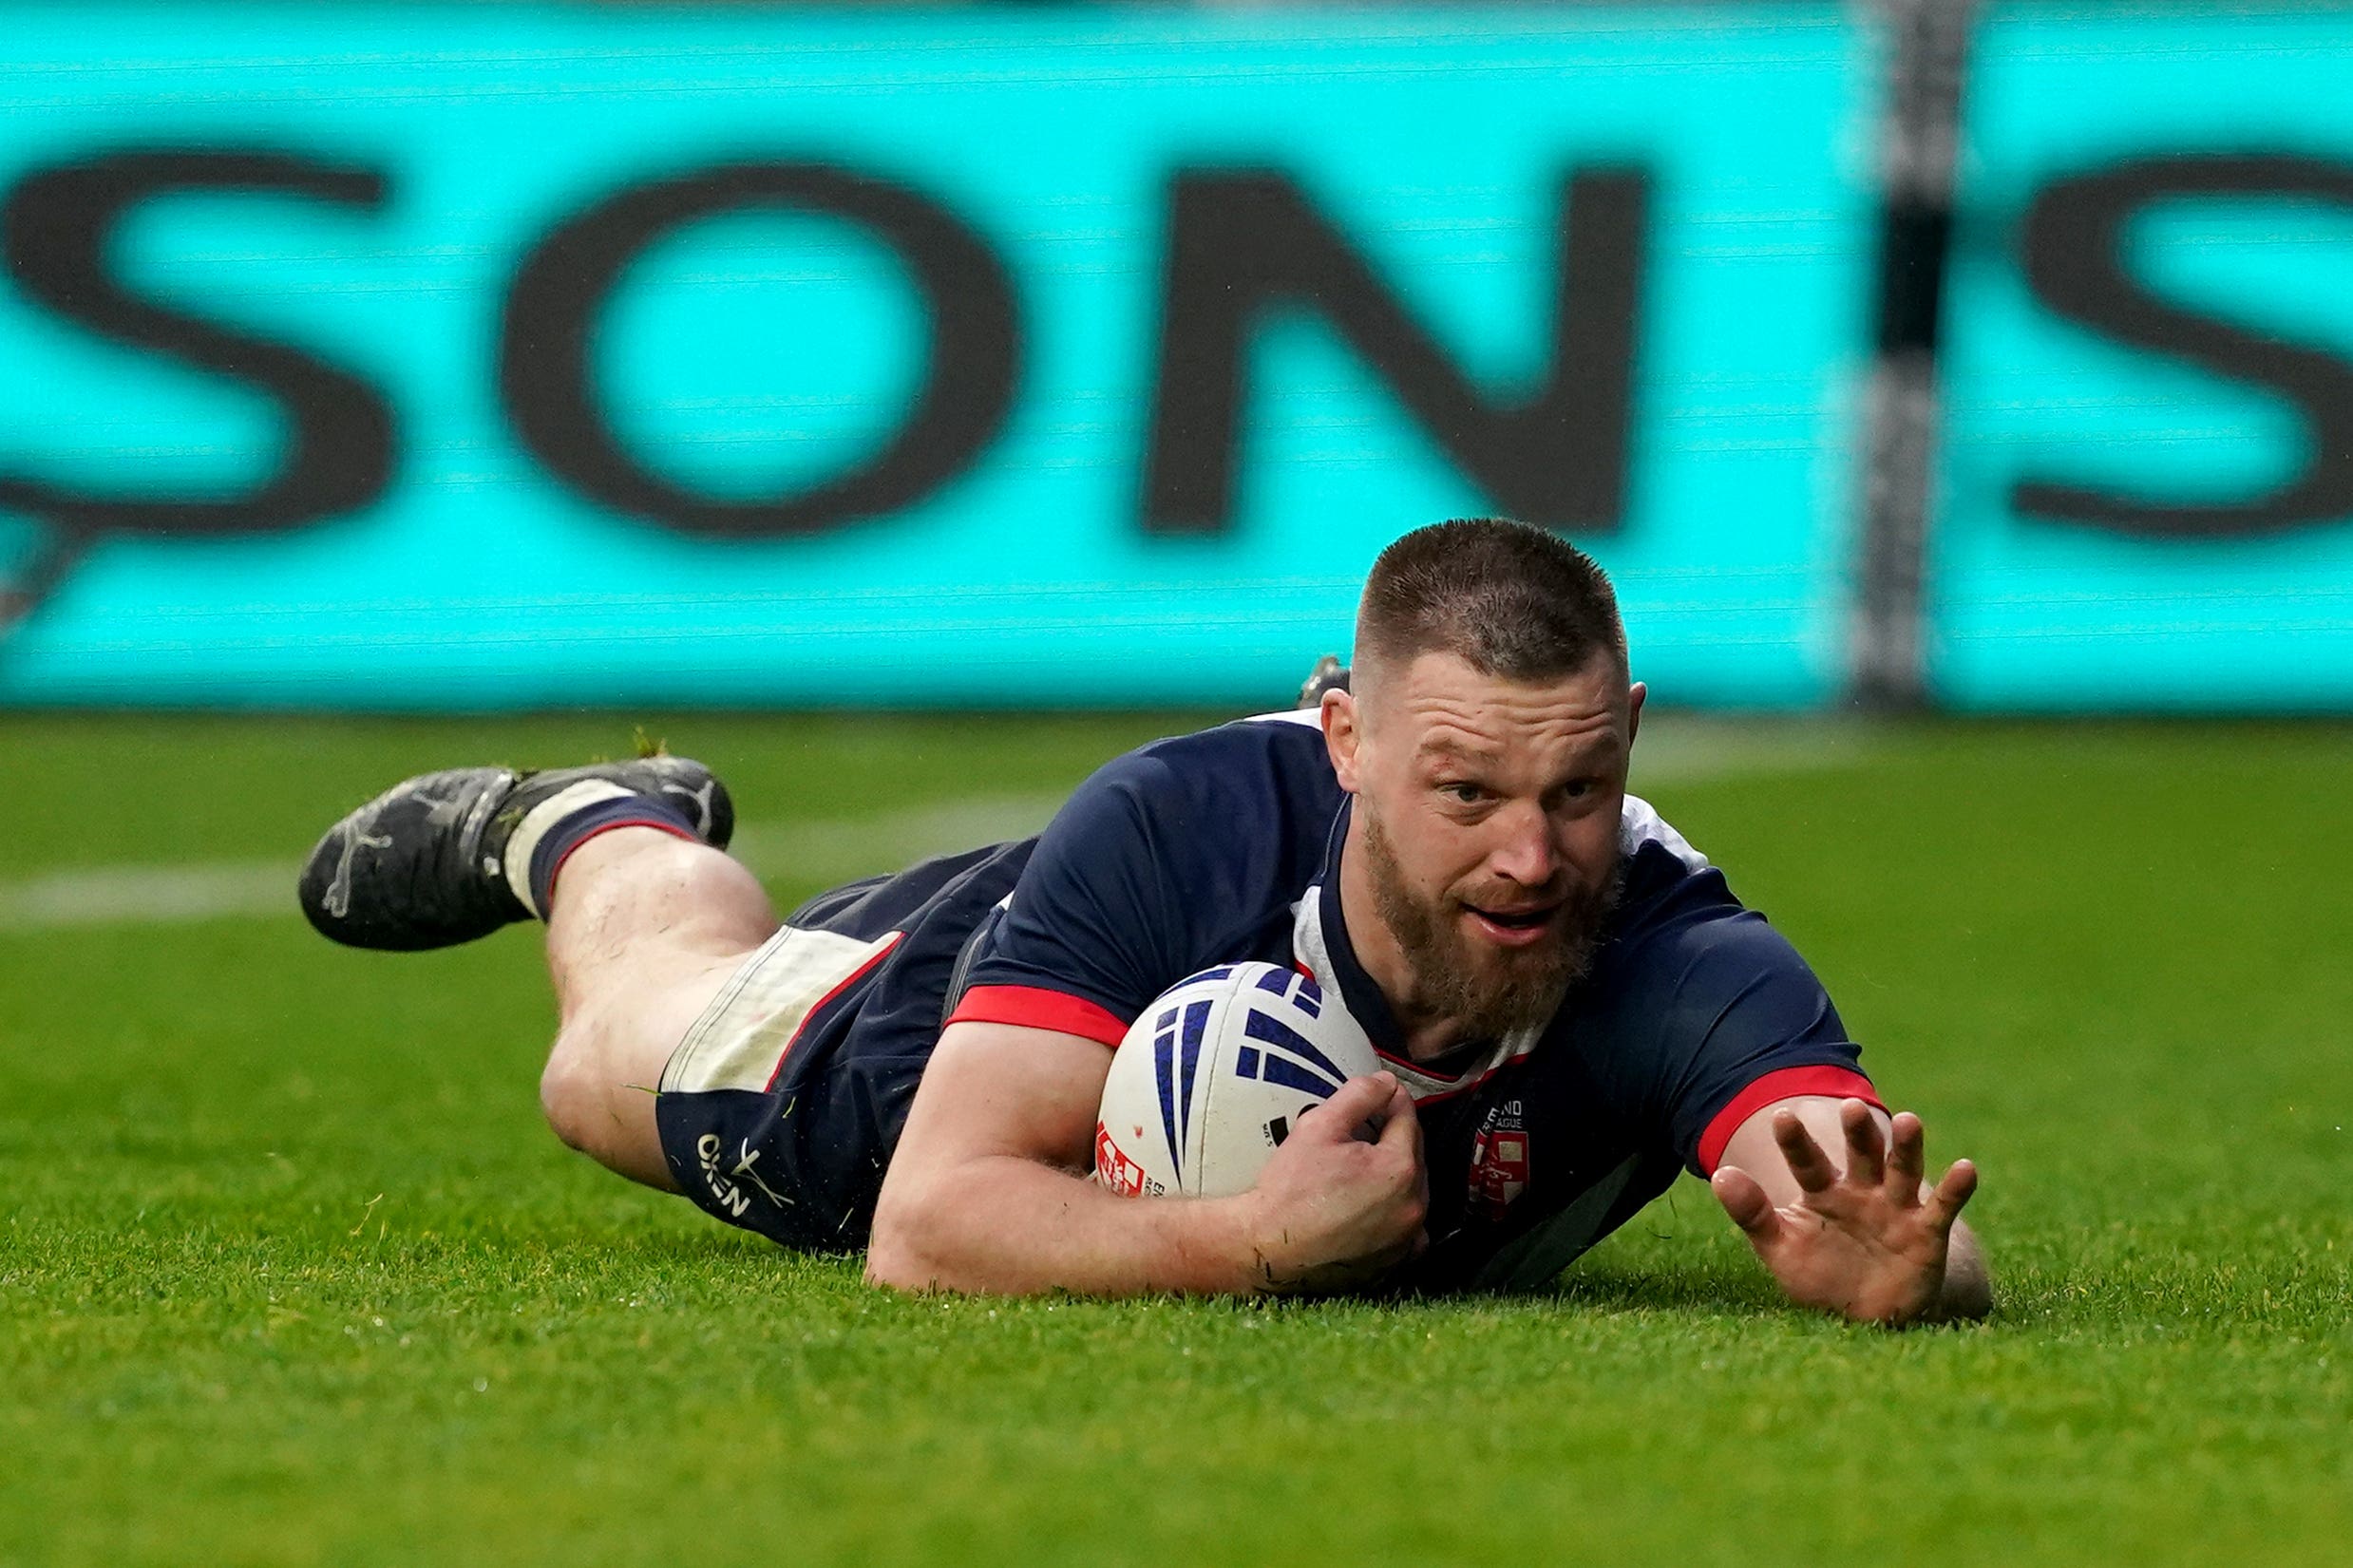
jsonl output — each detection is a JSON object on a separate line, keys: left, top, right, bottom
{"left": 1626, "top": 679, "right": 1646, "bottom": 748}
{"left": 1322, "top": 689, "right": 1365, "bottom": 791}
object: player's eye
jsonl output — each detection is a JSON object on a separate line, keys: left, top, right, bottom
{"left": 1441, "top": 781, "right": 1488, "bottom": 805}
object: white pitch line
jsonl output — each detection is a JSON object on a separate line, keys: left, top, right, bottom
{"left": 0, "top": 724, "right": 1872, "bottom": 934}
{"left": 0, "top": 793, "right": 1072, "bottom": 935}
{"left": 1624, "top": 720, "right": 1878, "bottom": 789}
{"left": 0, "top": 861, "right": 297, "bottom": 931}
{"left": 728, "top": 792, "right": 1070, "bottom": 886}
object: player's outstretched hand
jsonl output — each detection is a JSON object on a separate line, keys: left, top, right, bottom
{"left": 1711, "top": 1099, "right": 1977, "bottom": 1326}
{"left": 1242, "top": 1071, "right": 1427, "bottom": 1294}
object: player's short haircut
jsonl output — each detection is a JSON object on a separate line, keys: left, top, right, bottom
{"left": 1355, "top": 518, "right": 1626, "bottom": 687}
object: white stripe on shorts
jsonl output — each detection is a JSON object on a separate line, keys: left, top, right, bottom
{"left": 660, "top": 922, "right": 904, "bottom": 1096}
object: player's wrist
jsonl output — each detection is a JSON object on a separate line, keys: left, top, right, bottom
{"left": 1204, "top": 1188, "right": 1384, "bottom": 1296}
{"left": 1174, "top": 1191, "right": 1284, "bottom": 1294}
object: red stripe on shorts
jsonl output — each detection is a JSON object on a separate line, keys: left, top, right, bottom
{"left": 765, "top": 931, "right": 907, "bottom": 1091}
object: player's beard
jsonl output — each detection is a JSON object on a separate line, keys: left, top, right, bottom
{"left": 1360, "top": 808, "right": 1622, "bottom": 1042}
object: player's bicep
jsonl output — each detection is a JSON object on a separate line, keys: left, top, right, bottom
{"left": 891, "top": 1019, "right": 1110, "bottom": 1180}
{"left": 1626, "top": 912, "right": 1878, "bottom": 1176}
{"left": 958, "top": 753, "right": 1201, "bottom": 1027}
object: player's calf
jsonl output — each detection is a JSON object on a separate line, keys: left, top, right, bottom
{"left": 299, "top": 752, "right": 754, "bottom": 1193}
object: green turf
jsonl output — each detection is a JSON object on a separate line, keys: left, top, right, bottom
{"left": 3, "top": 713, "right": 2348, "bottom": 1567}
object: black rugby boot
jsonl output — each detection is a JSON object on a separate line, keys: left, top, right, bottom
{"left": 298, "top": 755, "right": 733, "bottom": 951}
{"left": 1297, "top": 654, "right": 1351, "bottom": 708}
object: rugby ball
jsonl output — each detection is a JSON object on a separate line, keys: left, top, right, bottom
{"left": 1093, "top": 961, "right": 1382, "bottom": 1200}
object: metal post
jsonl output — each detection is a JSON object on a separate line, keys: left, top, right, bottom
{"left": 1852, "top": 0, "right": 1974, "bottom": 709}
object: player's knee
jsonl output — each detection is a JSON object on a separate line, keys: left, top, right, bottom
{"left": 539, "top": 1037, "right": 602, "bottom": 1156}
{"left": 537, "top": 1018, "right": 682, "bottom": 1195}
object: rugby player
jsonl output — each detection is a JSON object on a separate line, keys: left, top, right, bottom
{"left": 299, "top": 519, "right": 1987, "bottom": 1321}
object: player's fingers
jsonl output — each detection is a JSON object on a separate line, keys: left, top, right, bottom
{"left": 1887, "top": 1110, "right": 1926, "bottom": 1197}
{"left": 1306, "top": 1073, "right": 1395, "bottom": 1143}
{"left": 1376, "top": 1079, "right": 1422, "bottom": 1162}
{"left": 1923, "top": 1159, "right": 1979, "bottom": 1230}
{"left": 1711, "top": 1166, "right": 1783, "bottom": 1246}
{"left": 1774, "top": 1109, "right": 1838, "bottom": 1194}
{"left": 1841, "top": 1099, "right": 1886, "bottom": 1188}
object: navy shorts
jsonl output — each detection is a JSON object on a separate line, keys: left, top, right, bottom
{"left": 654, "top": 839, "right": 1034, "bottom": 1251}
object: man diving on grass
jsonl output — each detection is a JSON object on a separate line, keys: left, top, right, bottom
{"left": 299, "top": 518, "right": 1988, "bottom": 1318}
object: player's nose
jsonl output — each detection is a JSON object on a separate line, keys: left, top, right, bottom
{"left": 1486, "top": 801, "right": 1558, "bottom": 887}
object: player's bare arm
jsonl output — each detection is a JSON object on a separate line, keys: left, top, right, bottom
{"left": 297, "top": 519, "right": 1984, "bottom": 1312}
{"left": 1712, "top": 1095, "right": 1988, "bottom": 1325}
{"left": 868, "top": 1020, "right": 1426, "bottom": 1296}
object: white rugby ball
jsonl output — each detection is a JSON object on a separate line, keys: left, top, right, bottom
{"left": 1093, "top": 961, "right": 1382, "bottom": 1200}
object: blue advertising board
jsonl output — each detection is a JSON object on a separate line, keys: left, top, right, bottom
{"left": 1933, "top": 4, "right": 2353, "bottom": 708}
{"left": 0, "top": 4, "right": 1872, "bottom": 708}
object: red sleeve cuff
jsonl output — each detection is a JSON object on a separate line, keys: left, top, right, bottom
{"left": 945, "top": 984, "right": 1129, "bottom": 1048}
{"left": 1696, "top": 1065, "right": 1883, "bottom": 1176}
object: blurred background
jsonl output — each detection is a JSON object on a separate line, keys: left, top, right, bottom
{"left": 5, "top": 0, "right": 2349, "bottom": 716}
{"left": 9, "top": 9, "right": 2353, "bottom": 1565}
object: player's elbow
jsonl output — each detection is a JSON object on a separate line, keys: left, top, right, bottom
{"left": 863, "top": 1220, "right": 945, "bottom": 1294}
{"left": 1939, "top": 1272, "right": 1993, "bottom": 1323}
{"left": 862, "top": 1232, "right": 936, "bottom": 1294}
{"left": 1933, "top": 1220, "right": 1993, "bottom": 1322}
{"left": 863, "top": 1166, "right": 963, "bottom": 1294}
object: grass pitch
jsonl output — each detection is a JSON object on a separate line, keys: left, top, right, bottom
{"left": 2, "top": 711, "right": 2348, "bottom": 1567}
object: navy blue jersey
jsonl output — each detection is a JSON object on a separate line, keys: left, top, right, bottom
{"left": 656, "top": 711, "right": 1877, "bottom": 1287}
